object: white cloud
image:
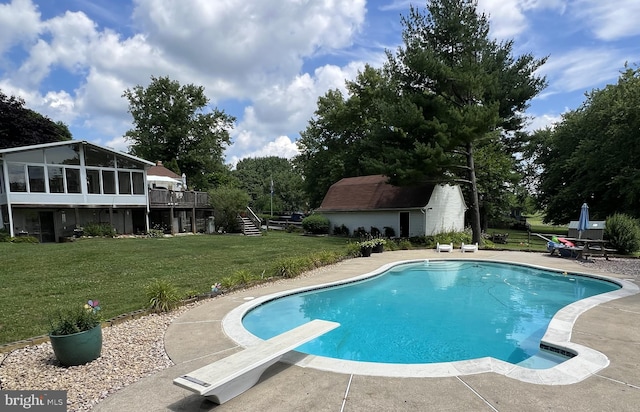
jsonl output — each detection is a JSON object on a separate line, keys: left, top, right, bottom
{"left": 525, "top": 112, "right": 562, "bottom": 132}
{"left": 539, "top": 48, "right": 625, "bottom": 94}
{"left": 131, "top": 0, "right": 366, "bottom": 95}
{"left": 41, "top": 90, "right": 75, "bottom": 120}
{"left": 227, "top": 135, "right": 299, "bottom": 168}
{"left": 571, "top": 0, "right": 640, "bottom": 40}
{"left": 227, "top": 62, "right": 364, "bottom": 162}
{"left": 102, "top": 135, "right": 130, "bottom": 153}
{"left": 0, "top": 0, "right": 41, "bottom": 54}
{"left": 13, "top": 10, "right": 97, "bottom": 88}
{"left": 478, "top": 0, "right": 529, "bottom": 39}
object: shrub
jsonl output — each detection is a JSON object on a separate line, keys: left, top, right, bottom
{"left": 83, "top": 222, "right": 116, "bottom": 237}
{"left": 333, "top": 224, "right": 350, "bottom": 236}
{"left": 0, "top": 229, "right": 10, "bottom": 242}
{"left": 145, "top": 279, "right": 180, "bottom": 313}
{"left": 398, "top": 240, "right": 413, "bottom": 250}
{"left": 370, "top": 226, "right": 381, "bottom": 237}
{"left": 408, "top": 236, "right": 429, "bottom": 246}
{"left": 432, "top": 230, "right": 472, "bottom": 247}
{"left": 353, "top": 227, "right": 368, "bottom": 238}
{"left": 147, "top": 228, "right": 165, "bottom": 238}
{"left": 208, "top": 185, "right": 250, "bottom": 233}
{"left": 11, "top": 235, "right": 39, "bottom": 243}
{"left": 383, "top": 226, "right": 396, "bottom": 238}
{"left": 275, "top": 256, "right": 317, "bottom": 278}
{"left": 301, "top": 214, "right": 329, "bottom": 234}
{"left": 385, "top": 240, "right": 399, "bottom": 251}
{"left": 233, "top": 269, "right": 255, "bottom": 285}
{"left": 605, "top": 213, "right": 640, "bottom": 254}
{"left": 220, "top": 276, "right": 236, "bottom": 290}
{"left": 345, "top": 242, "right": 362, "bottom": 257}
{"left": 285, "top": 224, "right": 303, "bottom": 233}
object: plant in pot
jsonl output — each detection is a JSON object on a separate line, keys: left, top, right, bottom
{"left": 357, "top": 239, "right": 376, "bottom": 257}
{"left": 49, "top": 300, "right": 102, "bottom": 367}
{"left": 372, "top": 238, "right": 387, "bottom": 253}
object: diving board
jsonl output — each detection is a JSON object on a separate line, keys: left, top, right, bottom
{"left": 173, "top": 319, "right": 340, "bottom": 404}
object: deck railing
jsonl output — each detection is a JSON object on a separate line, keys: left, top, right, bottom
{"left": 148, "top": 188, "right": 210, "bottom": 209}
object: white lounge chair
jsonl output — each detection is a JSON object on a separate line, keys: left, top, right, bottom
{"left": 436, "top": 242, "right": 453, "bottom": 253}
{"left": 173, "top": 319, "right": 339, "bottom": 404}
{"left": 461, "top": 242, "right": 478, "bottom": 253}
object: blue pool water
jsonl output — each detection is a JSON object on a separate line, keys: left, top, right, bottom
{"left": 242, "top": 260, "right": 619, "bottom": 366}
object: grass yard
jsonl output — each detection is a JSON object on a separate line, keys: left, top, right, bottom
{"left": 0, "top": 220, "right": 577, "bottom": 345}
{"left": 0, "top": 232, "right": 349, "bottom": 345}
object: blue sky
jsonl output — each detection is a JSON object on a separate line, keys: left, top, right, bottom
{"left": 1, "top": 0, "right": 639, "bottom": 166}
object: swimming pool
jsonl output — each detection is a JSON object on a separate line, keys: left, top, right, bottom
{"left": 241, "top": 260, "right": 618, "bottom": 367}
{"left": 223, "top": 258, "right": 637, "bottom": 383}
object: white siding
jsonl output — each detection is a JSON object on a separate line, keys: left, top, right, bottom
{"left": 425, "top": 185, "right": 466, "bottom": 235}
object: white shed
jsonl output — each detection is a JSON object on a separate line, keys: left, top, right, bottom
{"left": 315, "top": 175, "right": 466, "bottom": 238}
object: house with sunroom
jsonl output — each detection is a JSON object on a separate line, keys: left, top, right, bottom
{"left": 0, "top": 140, "right": 154, "bottom": 242}
{"left": 315, "top": 175, "right": 466, "bottom": 238}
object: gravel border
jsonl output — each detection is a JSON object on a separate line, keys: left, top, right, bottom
{"left": 0, "top": 302, "right": 202, "bottom": 412}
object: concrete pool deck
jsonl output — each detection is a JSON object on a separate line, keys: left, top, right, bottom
{"left": 94, "top": 250, "right": 640, "bottom": 411}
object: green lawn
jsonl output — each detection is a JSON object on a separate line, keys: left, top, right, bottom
{"left": 0, "top": 232, "right": 349, "bottom": 345}
{"left": 0, "top": 221, "right": 581, "bottom": 345}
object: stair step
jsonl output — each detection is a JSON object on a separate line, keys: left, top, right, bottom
{"left": 238, "top": 216, "right": 262, "bottom": 236}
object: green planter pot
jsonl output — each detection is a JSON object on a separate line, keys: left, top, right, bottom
{"left": 50, "top": 324, "right": 102, "bottom": 366}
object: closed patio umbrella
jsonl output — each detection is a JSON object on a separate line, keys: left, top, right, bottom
{"left": 578, "top": 203, "right": 590, "bottom": 239}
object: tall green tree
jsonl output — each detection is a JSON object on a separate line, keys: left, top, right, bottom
{"left": 530, "top": 66, "right": 640, "bottom": 223}
{"left": 123, "top": 76, "right": 235, "bottom": 190}
{"left": 297, "top": 1, "right": 546, "bottom": 243}
{"left": 0, "top": 91, "right": 72, "bottom": 149}
{"left": 384, "top": 0, "right": 547, "bottom": 243}
{"left": 233, "top": 156, "right": 306, "bottom": 214}
{"left": 296, "top": 66, "right": 398, "bottom": 207}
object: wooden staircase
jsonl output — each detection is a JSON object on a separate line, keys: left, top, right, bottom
{"left": 238, "top": 216, "right": 262, "bottom": 236}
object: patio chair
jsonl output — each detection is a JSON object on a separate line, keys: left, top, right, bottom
{"left": 436, "top": 242, "right": 453, "bottom": 253}
{"left": 461, "top": 242, "right": 478, "bottom": 253}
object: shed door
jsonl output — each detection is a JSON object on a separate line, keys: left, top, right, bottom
{"left": 399, "top": 212, "right": 410, "bottom": 238}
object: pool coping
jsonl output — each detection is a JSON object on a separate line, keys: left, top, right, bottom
{"left": 222, "top": 258, "right": 639, "bottom": 385}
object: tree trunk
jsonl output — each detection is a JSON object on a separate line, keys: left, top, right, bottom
{"left": 466, "top": 141, "right": 483, "bottom": 246}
